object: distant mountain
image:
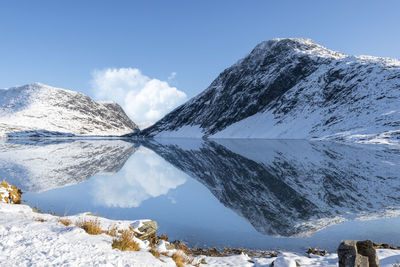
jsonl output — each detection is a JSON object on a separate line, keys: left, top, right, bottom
{"left": 0, "top": 83, "right": 139, "bottom": 137}
{"left": 143, "top": 139, "right": 400, "bottom": 237}
{"left": 142, "top": 38, "right": 400, "bottom": 145}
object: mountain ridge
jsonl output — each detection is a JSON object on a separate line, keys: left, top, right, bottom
{"left": 141, "top": 38, "right": 400, "bottom": 145}
{"left": 0, "top": 82, "right": 139, "bottom": 137}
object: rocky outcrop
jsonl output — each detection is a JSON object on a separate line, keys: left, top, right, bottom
{"left": 356, "top": 241, "right": 380, "bottom": 267}
{"left": 338, "top": 240, "right": 380, "bottom": 267}
{"left": 136, "top": 221, "right": 158, "bottom": 241}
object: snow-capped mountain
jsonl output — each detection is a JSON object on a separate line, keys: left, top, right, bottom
{"left": 0, "top": 139, "right": 138, "bottom": 192}
{"left": 143, "top": 139, "right": 400, "bottom": 237}
{"left": 0, "top": 83, "right": 139, "bottom": 137}
{"left": 142, "top": 38, "right": 400, "bottom": 145}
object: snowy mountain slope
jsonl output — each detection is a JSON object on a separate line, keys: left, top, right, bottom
{"left": 0, "top": 83, "right": 139, "bottom": 137}
{"left": 143, "top": 139, "right": 400, "bottom": 237}
{"left": 141, "top": 38, "right": 400, "bottom": 144}
{"left": 0, "top": 139, "right": 138, "bottom": 192}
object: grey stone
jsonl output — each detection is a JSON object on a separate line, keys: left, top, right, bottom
{"left": 165, "top": 242, "right": 175, "bottom": 250}
{"left": 356, "top": 240, "right": 381, "bottom": 267}
{"left": 137, "top": 220, "right": 158, "bottom": 241}
{"left": 338, "top": 240, "right": 381, "bottom": 267}
{"left": 338, "top": 241, "right": 369, "bottom": 267}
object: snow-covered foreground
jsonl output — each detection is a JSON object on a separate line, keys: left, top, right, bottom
{"left": 1, "top": 203, "right": 400, "bottom": 266}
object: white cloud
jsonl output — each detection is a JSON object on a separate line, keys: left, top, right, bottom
{"left": 91, "top": 68, "right": 187, "bottom": 128}
{"left": 168, "top": 72, "right": 177, "bottom": 80}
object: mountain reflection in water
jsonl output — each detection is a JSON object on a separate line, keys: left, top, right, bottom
{"left": 144, "top": 139, "right": 400, "bottom": 237}
{"left": 1, "top": 138, "right": 399, "bottom": 250}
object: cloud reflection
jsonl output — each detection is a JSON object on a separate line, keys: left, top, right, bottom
{"left": 91, "top": 146, "right": 187, "bottom": 208}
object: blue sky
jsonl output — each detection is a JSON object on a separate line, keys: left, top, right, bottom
{"left": 1, "top": 0, "right": 399, "bottom": 124}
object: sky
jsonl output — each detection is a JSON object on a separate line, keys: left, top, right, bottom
{"left": 1, "top": 0, "right": 400, "bottom": 125}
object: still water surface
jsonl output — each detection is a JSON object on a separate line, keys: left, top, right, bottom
{"left": 1, "top": 138, "right": 400, "bottom": 252}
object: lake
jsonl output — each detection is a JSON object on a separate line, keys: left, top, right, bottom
{"left": 1, "top": 138, "right": 400, "bottom": 252}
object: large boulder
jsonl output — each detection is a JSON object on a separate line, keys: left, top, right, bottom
{"left": 356, "top": 240, "right": 380, "bottom": 267}
{"left": 338, "top": 240, "right": 380, "bottom": 267}
{"left": 136, "top": 220, "right": 158, "bottom": 241}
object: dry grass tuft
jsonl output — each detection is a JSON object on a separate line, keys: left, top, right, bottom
{"left": 76, "top": 219, "right": 103, "bottom": 235}
{"left": 0, "top": 180, "right": 22, "bottom": 204}
{"left": 176, "top": 242, "right": 189, "bottom": 254}
{"left": 112, "top": 230, "right": 140, "bottom": 251}
{"left": 172, "top": 253, "right": 189, "bottom": 267}
{"left": 160, "top": 234, "right": 168, "bottom": 241}
{"left": 59, "top": 218, "right": 72, "bottom": 226}
{"left": 34, "top": 218, "right": 46, "bottom": 222}
{"left": 105, "top": 225, "right": 118, "bottom": 237}
{"left": 150, "top": 248, "right": 160, "bottom": 258}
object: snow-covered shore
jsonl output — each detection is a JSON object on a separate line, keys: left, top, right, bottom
{"left": 1, "top": 203, "right": 400, "bottom": 266}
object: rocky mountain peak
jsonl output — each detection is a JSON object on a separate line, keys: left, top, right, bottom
{"left": 0, "top": 83, "right": 139, "bottom": 137}
{"left": 245, "top": 38, "right": 345, "bottom": 63}
{"left": 142, "top": 38, "right": 400, "bottom": 145}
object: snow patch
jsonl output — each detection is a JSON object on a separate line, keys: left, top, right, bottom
{"left": 0, "top": 83, "right": 138, "bottom": 137}
{"left": 155, "top": 125, "right": 204, "bottom": 138}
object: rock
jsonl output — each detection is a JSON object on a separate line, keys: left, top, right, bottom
{"left": 136, "top": 220, "right": 157, "bottom": 241}
{"left": 338, "top": 240, "right": 381, "bottom": 267}
{"left": 356, "top": 240, "right": 381, "bottom": 267}
{"left": 338, "top": 241, "right": 368, "bottom": 267}
{"left": 373, "top": 243, "right": 396, "bottom": 250}
{"left": 306, "top": 248, "right": 328, "bottom": 256}
{"left": 165, "top": 242, "right": 175, "bottom": 250}
{"left": 381, "top": 244, "right": 390, "bottom": 249}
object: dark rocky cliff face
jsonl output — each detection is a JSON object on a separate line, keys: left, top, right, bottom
{"left": 143, "top": 39, "right": 329, "bottom": 135}
{"left": 141, "top": 38, "right": 400, "bottom": 144}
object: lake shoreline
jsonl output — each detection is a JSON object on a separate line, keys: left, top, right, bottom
{"left": 4, "top": 138, "right": 400, "bottom": 252}
{"left": 2, "top": 201, "right": 400, "bottom": 266}
{"left": 2, "top": 179, "right": 400, "bottom": 267}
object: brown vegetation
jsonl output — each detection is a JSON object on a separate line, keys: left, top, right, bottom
{"left": 112, "top": 230, "right": 140, "bottom": 251}
{"left": 172, "top": 253, "right": 189, "bottom": 267}
{"left": 149, "top": 248, "right": 160, "bottom": 258}
{"left": 105, "top": 225, "right": 118, "bottom": 237}
{"left": 0, "top": 180, "right": 22, "bottom": 204}
{"left": 76, "top": 219, "right": 103, "bottom": 235}
{"left": 173, "top": 241, "right": 189, "bottom": 254}
{"left": 59, "top": 218, "right": 72, "bottom": 226}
